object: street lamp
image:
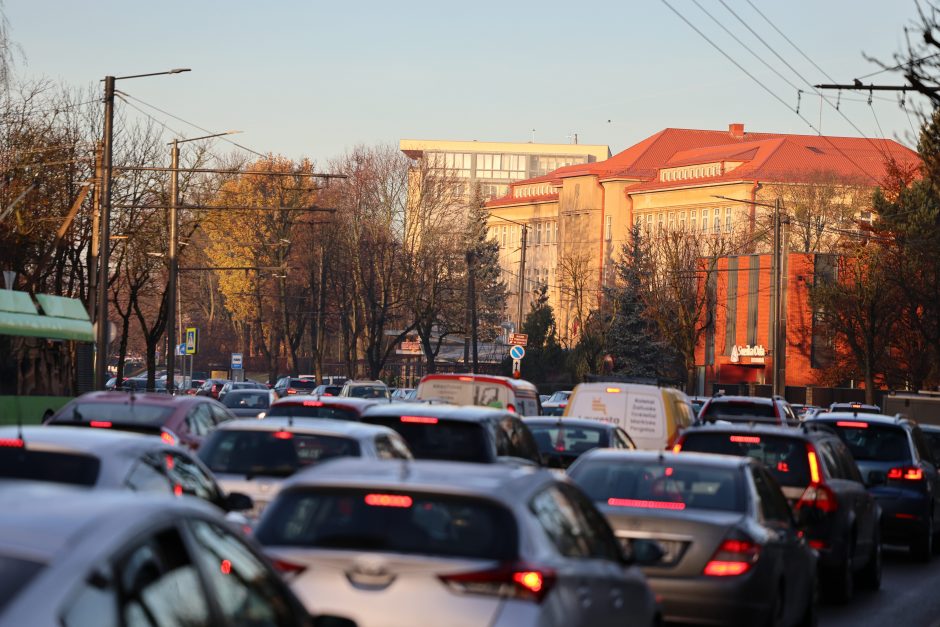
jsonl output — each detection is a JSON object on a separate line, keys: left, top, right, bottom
{"left": 165, "top": 130, "right": 241, "bottom": 394}
{"left": 95, "top": 68, "right": 191, "bottom": 391}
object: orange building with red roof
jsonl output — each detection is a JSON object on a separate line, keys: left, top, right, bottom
{"left": 486, "top": 123, "right": 919, "bottom": 390}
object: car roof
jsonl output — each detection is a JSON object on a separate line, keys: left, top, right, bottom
{"left": 0, "top": 426, "right": 167, "bottom": 457}
{"left": 272, "top": 395, "right": 382, "bottom": 410}
{"left": 419, "top": 373, "right": 539, "bottom": 394}
{"left": 216, "top": 417, "right": 398, "bottom": 439}
{"left": 282, "top": 458, "right": 552, "bottom": 502}
{"left": 0, "top": 483, "right": 215, "bottom": 562}
{"left": 683, "top": 422, "right": 812, "bottom": 439}
{"left": 919, "top": 423, "right": 940, "bottom": 433}
{"left": 576, "top": 449, "right": 751, "bottom": 470}
{"left": 706, "top": 395, "right": 776, "bottom": 404}
{"left": 64, "top": 390, "right": 200, "bottom": 407}
{"left": 809, "top": 412, "right": 907, "bottom": 427}
{"left": 363, "top": 402, "right": 513, "bottom": 422}
{"left": 523, "top": 417, "right": 614, "bottom": 430}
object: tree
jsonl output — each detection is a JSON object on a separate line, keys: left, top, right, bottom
{"left": 606, "top": 224, "right": 671, "bottom": 378}
{"left": 506, "top": 283, "right": 566, "bottom": 387}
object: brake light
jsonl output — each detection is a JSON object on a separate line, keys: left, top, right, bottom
{"left": 458, "top": 376, "right": 474, "bottom": 382}
{"left": 89, "top": 420, "right": 112, "bottom": 428}
{"left": 507, "top": 403, "right": 517, "bottom": 413}
{"left": 303, "top": 400, "right": 324, "bottom": 407}
{"left": 273, "top": 431, "right": 293, "bottom": 440}
{"left": 401, "top": 416, "right": 438, "bottom": 424}
{"left": 272, "top": 558, "right": 307, "bottom": 576}
{"left": 607, "top": 498, "right": 686, "bottom": 511}
{"left": 703, "top": 537, "right": 760, "bottom": 577}
{"left": 606, "top": 387, "right": 622, "bottom": 393}
{"left": 439, "top": 563, "right": 556, "bottom": 603}
{"left": 777, "top": 462, "right": 789, "bottom": 473}
{"left": 0, "top": 438, "right": 24, "bottom": 448}
{"left": 888, "top": 466, "right": 924, "bottom": 481}
{"left": 730, "top": 435, "right": 760, "bottom": 444}
{"left": 287, "top": 388, "right": 297, "bottom": 395}
{"left": 836, "top": 421, "right": 868, "bottom": 428}
{"left": 173, "top": 484, "right": 183, "bottom": 497}
{"left": 364, "top": 493, "right": 413, "bottom": 508}
{"left": 672, "top": 443, "right": 682, "bottom": 453}
{"left": 797, "top": 484, "right": 838, "bottom": 514}
{"left": 161, "top": 429, "right": 179, "bottom": 446}
{"left": 807, "top": 446, "right": 821, "bottom": 484}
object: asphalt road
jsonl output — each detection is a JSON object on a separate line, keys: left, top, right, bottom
{"left": 819, "top": 545, "right": 940, "bottom": 627}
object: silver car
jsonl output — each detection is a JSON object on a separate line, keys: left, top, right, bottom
{"left": 0, "top": 426, "right": 253, "bottom": 513}
{"left": 254, "top": 458, "right": 658, "bottom": 627}
{"left": 0, "top": 484, "right": 314, "bottom": 626}
{"left": 197, "top": 418, "right": 413, "bottom": 519}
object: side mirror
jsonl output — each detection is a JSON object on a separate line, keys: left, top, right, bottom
{"left": 867, "top": 470, "right": 887, "bottom": 487}
{"left": 223, "top": 491, "right": 254, "bottom": 512}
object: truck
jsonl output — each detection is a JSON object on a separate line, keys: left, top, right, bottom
{"left": 883, "top": 391, "right": 940, "bottom": 427}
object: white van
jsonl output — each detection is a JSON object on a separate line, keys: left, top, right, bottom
{"left": 415, "top": 374, "right": 542, "bottom": 416}
{"left": 563, "top": 382, "right": 695, "bottom": 450}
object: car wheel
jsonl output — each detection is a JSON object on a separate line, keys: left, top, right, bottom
{"left": 858, "top": 532, "right": 882, "bottom": 590}
{"left": 911, "top": 516, "right": 933, "bottom": 563}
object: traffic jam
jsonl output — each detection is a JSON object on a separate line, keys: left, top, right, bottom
{"left": 2, "top": 373, "right": 939, "bottom": 626}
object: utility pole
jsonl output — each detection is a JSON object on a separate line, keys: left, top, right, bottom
{"left": 465, "top": 249, "right": 479, "bottom": 373}
{"left": 94, "top": 76, "right": 115, "bottom": 390}
{"left": 777, "top": 212, "right": 790, "bottom": 397}
{"left": 517, "top": 225, "right": 528, "bottom": 330}
{"left": 88, "top": 143, "right": 102, "bottom": 319}
{"left": 166, "top": 139, "right": 180, "bottom": 394}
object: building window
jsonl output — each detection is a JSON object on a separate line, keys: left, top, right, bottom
{"left": 679, "top": 211, "right": 686, "bottom": 231}
{"left": 689, "top": 209, "right": 696, "bottom": 232}
{"left": 701, "top": 208, "right": 709, "bottom": 232}
{"left": 713, "top": 210, "right": 721, "bottom": 234}
{"left": 501, "top": 226, "right": 507, "bottom": 247}
{"left": 646, "top": 213, "right": 653, "bottom": 232}
{"left": 554, "top": 221, "right": 559, "bottom": 243}
{"left": 668, "top": 212, "right": 675, "bottom": 231}
{"left": 658, "top": 213, "right": 665, "bottom": 232}
{"left": 536, "top": 222, "right": 542, "bottom": 245}
{"left": 725, "top": 206, "right": 732, "bottom": 232}
{"left": 605, "top": 215, "right": 612, "bottom": 241}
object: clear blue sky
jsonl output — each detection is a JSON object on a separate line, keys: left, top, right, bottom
{"left": 5, "top": 0, "right": 928, "bottom": 165}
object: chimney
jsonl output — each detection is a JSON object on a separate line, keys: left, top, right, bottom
{"left": 729, "top": 123, "right": 745, "bottom": 139}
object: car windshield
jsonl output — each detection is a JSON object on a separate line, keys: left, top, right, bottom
{"left": 255, "top": 488, "right": 518, "bottom": 559}
{"left": 547, "top": 391, "right": 570, "bottom": 403}
{"left": 267, "top": 404, "right": 359, "bottom": 420}
{"left": 571, "top": 460, "right": 745, "bottom": 513}
{"left": 364, "top": 417, "right": 490, "bottom": 463}
{"left": 823, "top": 422, "right": 912, "bottom": 463}
{"left": 701, "top": 400, "right": 777, "bottom": 421}
{"left": 527, "top": 424, "right": 608, "bottom": 455}
{"left": 199, "top": 430, "right": 361, "bottom": 477}
{"left": 679, "top": 432, "right": 811, "bottom": 487}
{"left": 0, "top": 448, "right": 100, "bottom": 486}
{"left": 52, "top": 402, "right": 173, "bottom": 423}
{"left": 222, "top": 391, "right": 271, "bottom": 409}
{"left": 0, "top": 554, "right": 46, "bottom": 613}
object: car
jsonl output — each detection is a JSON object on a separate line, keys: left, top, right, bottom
{"left": 185, "top": 378, "right": 206, "bottom": 395}
{"left": 195, "top": 378, "right": 229, "bottom": 399}
{"left": 540, "top": 391, "right": 571, "bottom": 417}
{"left": 566, "top": 450, "right": 817, "bottom": 626}
{"left": 805, "top": 412, "right": 940, "bottom": 561}
{"left": 254, "top": 458, "right": 659, "bottom": 627}
{"left": 675, "top": 422, "right": 882, "bottom": 601}
{"left": 274, "top": 377, "right": 320, "bottom": 398}
{"left": 416, "top": 373, "right": 543, "bottom": 416}
{"left": 523, "top": 417, "right": 636, "bottom": 469}
{"left": 0, "top": 426, "right": 253, "bottom": 514}
{"left": 361, "top": 402, "right": 542, "bottom": 465}
{"left": 563, "top": 382, "right": 695, "bottom": 450}
{"left": 217, "top": 380, "right": 268, "bottom": 402}
{"left": 689, "top": 395, "right": 710, "bottom": 418}
{"left": 0, "top": 484, "right": 315, "bottom": 626}
{"left": 198, "top": 417, "right": 413, "bottom": 520}
{"left": 696, "top": 394, "right": 799, "bottom": 427}
{"left": 220, "top": 388, "right": 276, "bottom": 418}
{"left": 829, "top": 402, "right": 881, "bottom": 414}
{"left": 390, "top": 387, "right": 414, "bottom": 401}
{"left": 339, "top": 379, "right": 391, "bottom": 400}
{"left": 312, "top": 384, "right": 343, "bottom": 396}
{"left": 546, "top": 390, "right": 571, "bottom": 404}
{"left": 920, "top": 424, "right": 940, "bottom": 463}
{"left": 267, "top": 396, "right": 384, "bottom": 420}
{"left": 46, "top": 391, "right": 234, "bottom": 450}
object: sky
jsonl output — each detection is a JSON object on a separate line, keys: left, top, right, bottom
{"left": 4, "top": 0, "right": 930, "bottom": 166}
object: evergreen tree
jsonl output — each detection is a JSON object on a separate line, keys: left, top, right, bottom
{"left": 606, "top": 224, "right": 668, "bottom": 378}
{"left": 464, "top": 186, "right": 507, "bottom": 342}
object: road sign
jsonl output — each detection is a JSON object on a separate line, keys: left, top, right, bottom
{"left": 185, "top": 327, "right": 198, "bottom": 355}
{"left": 512, "top": 359, "right": 521, "bottom": 377}
{"left": 175, "top": 343, "right": 186, "bottom": 356}
{"left": 231, "top": 353, "right": 243, "bottom": 370}
{"left": 509, "top": 345, "right": 525, "bottom": 360}
{"left": 509, "top": 333, "right": 528, "bottom": 347}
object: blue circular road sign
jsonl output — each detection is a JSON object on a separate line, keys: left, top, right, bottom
{"left": 509, "top": 345, "right": 526, "bottom": 360}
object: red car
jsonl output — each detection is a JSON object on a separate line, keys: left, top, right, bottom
{"left": 46, "top": 391, "right": 234, "bottom": 450}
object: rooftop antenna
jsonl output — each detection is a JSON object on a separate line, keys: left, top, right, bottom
{"left": 531, "top": 128, "right": 536, "bottom": 143}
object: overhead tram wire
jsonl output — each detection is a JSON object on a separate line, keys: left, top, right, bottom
{"left": 659, "top": 0, "right": 882, "bottom": 185}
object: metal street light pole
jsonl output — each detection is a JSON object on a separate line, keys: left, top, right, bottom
{"left": 94, "top": 68, "right": 191, "bottom": 390}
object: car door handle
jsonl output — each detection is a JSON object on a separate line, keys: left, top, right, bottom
{"left": 609, "top": 588, "right": 625, "bottom": 610}
{"left": 577, "top": 585, "right": 593, "bottom": 608}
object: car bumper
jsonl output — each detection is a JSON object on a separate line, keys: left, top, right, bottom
{"left": 875, "top": 492, "right": 930, "bottom": 543}
{"left": 647, "top": 572, "right": 771, "bottom": 626}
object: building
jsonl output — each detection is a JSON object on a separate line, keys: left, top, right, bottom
{"left": 485, "top": 123, "right": 919, "bottom": 342}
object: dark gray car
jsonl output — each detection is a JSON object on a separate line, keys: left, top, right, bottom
{"left": 221, "top": 388, "right": 276, "bottom": 418}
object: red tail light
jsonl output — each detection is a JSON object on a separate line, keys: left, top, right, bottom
{"left": 364, "top": 493, "right": 413, "bottom": 508}
{"left": 303, "top": 400, "right": 323, "bottom": 407}
{"left": 607, "top": 498, "right": 686, "bottom": 511}
{"left": 507, "top": 403, "right": 517, "bottom": 413}
{"left": 836, "top": 421, "right": 868, "bottom": 428}
{"left": 161, "top": 429, "right": 179, "bottom": 446}
{"left": 888, "top": 466, "right": 924, "bottom": 481}
{"left": 0, "top": 438, "right": 24, "bottom": 448}
{"left": 272, "top": 558, "right": 307, "bottom": 576}
{"left": 439, "top": 563, "right": 556, "bottom": 602}
{"left": 400, "top": 416, "right": 438, "bottom": 424}
{"left": 273, "top": 430, "right": 293, "bottom": 440}
{"left": 287, "top": 388, "right": 297, "bottom": 395}
{"left": 89, "top": 420, "right": 112, "bottom": 428}
{"left": 797, "top": 483, "right": 838, "bottom": 514}
{"left": 703, "top": 537, "right": 760, "bottom": 577}
{"left": 730, "top": 435, "right": 760, "bottom": 444}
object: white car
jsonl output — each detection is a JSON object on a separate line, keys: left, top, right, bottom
{"left": 197, "top": 417, "right": 412, "bottom": 520}
{"left": 254, "top": 458, "right": 659, "bottom": 627}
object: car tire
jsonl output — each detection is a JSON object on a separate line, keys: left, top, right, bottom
{"left": 858, "top": 532, "right": 882, "bottom": 591}
{"left": 911, "top": 516, "right": 933, "bottom": 563}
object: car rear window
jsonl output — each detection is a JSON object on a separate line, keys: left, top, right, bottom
{"left": 222, "top": 391, "right": 271, "bottom": 410}
{"left": 290, "top": 379, "right": 318, "bottom": 390}
{"left": 679, "top": 432, "right": 811, "bottom": 487}
{"left": 267, "top": 404, "right": 359, "bottom": 420}
{"left": 199, "top": 430, "right": 360, "bottom": 477}
{"left": 255, "top": 488, "right": 517, "bottom": 560}
{"left": 822, "top": 422, "right": 912, "bottom": 463}
{"left": 0, "top": 448, "right": 100, "bottom": 486}
{"left": 570, "top": 460, "right": 745, "bottom": 513}
{"left": 527, "top": 424, "right": 609, "bottom": 456}
{"left": 700, "top": 400, "right": 777, "bottom": 422}
{"left": 0, "top": 554, "right": 45, "bottom": 613}
{"left": 51, "top": 402, "right": 173, "bottom": 424}
{"left": 363, "top": 417, "right": 491, "bottom": 463}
